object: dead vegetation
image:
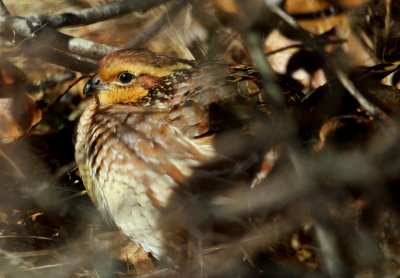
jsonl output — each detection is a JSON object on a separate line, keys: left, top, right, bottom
{"left": 1, "top": 0, "right": 400, "bottom": 277}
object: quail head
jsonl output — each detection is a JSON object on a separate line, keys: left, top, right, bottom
{"left": 74, "top": 49, "right": 267, "bottom": 264}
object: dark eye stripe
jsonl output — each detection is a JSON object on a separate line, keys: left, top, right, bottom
{"left": 117, "top": 72, "right": 135, "bottom": 84}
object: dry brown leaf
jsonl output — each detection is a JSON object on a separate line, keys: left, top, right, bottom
{"left": 0, "top": 212, "right": 8, "bottom": 225}
{"left": 285, "top": 0, "right": 368, "bottom": 34}
{"left": 0, "top": 59, "right": 42, "bottom": 143}
{"left": 30, "top": 212, "right": 44, "bottom": 222}
{"left": 286, "top": 0, "right": 368, "bottom": 14}
{"left": 119, "top": 241, "right": 155, "bottom": 275}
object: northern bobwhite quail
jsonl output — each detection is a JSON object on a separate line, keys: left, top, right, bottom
{"left": 74, "top": 49, "right": 268, "bottom": 263}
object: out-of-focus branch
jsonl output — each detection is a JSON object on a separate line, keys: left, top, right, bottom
{"left": 314, "top": 222, "right": 351, "bottom": 277}
{"left": 246, "top": 32, "right": 285, "bottom": 112}
{"left": 0, "top": 15, "right": 117, "bottom": 60}
{"left": 0, "top": 0, "right": 9, "bottom": 16}
{"left": 14, "top": 45, "right": 96, "bottom": 73}
{"left": 26, "top": 0, "right": 172, "bottom": 29}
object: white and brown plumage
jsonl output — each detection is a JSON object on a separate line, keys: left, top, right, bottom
{"left": 74, "top": 49, "right": 266, "bottom": 262}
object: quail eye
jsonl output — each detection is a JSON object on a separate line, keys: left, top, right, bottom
{"left": 117, "top": 71, "right": 135, "bottom": 84}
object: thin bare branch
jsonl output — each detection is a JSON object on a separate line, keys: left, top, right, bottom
{"left": 8, "top": 44, "right": 96, "bottom": 73}
{"left": 27, "top": 0, "right": 172, "bottom": 29}
{"left": 0, "top": 15, "right": 117, "bottom": 60}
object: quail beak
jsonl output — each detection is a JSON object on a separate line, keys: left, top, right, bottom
{"left": 83, "top": 75, "right": 109, "bottom": 94}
